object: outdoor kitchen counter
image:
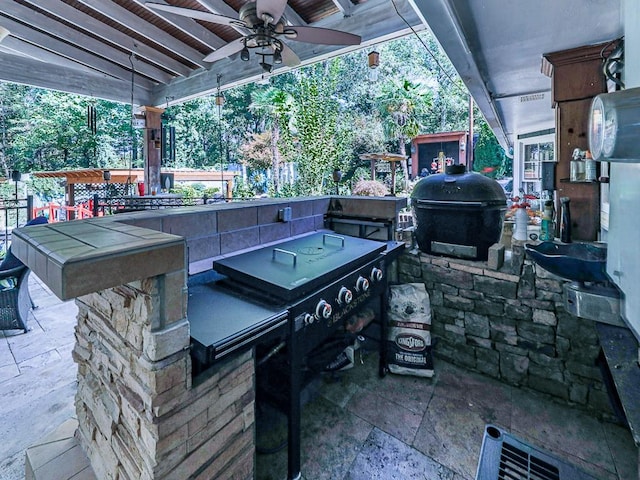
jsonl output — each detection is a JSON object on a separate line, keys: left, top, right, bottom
{"left": 10, "top": 217, "right": 185, "bottom": 300}
{"left": 9, "top": 195, "right": 407, "bottom": 301}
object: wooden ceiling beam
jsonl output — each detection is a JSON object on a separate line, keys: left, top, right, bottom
{"left": 1, "top": 5, "right": 174, "bottom": 84}
{"left": 330, "top": 0, "right": 353, "bottom": 15}
{"left": 0, "top": 16, "right": 158, "bottom": 87}
{"left": 20, "top": 0, "right": 192, "bottom": 77}
{"left": 0, "top": 52, "right": 152, "bottom": 105}
{"left": 74, "top": 0, "right": 208, "bottom": 69}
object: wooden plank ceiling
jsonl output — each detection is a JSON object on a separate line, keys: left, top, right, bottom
{"left": 0, "top": 0, "right": 424, "bottom": 107}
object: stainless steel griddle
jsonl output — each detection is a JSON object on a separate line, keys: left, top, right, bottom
{"left": 213, "top": 232, "right": 386, "bottom": 301}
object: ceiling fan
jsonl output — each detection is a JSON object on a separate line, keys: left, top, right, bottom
{"left": 146, "top": 0, "right": 362, "bottom": 72}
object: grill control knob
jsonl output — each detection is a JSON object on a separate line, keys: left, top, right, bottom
{"left": 355, "top": 276, "right": 369, "bottom": 292}
{"left": 337, "top": 286, "right": 353, "bottom": 305}
{"left": 370, "top": 267, "right": 383, "bottom": 282}
{"left": 304, "top": 313, "right": 315, "bottom": 325}
{"left": 315, "top": 299, "right": 332, "bottom": 319}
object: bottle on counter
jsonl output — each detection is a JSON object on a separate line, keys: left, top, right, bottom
{"left": 513, "top": 206, "right": 529, "bottom": 241}
{"left": 540, "top": 200, "right": 555, "bottom": 241}
{"left": 570, "top": 149, "right": 586, "bottom": 182}
{"left": 560, "top": 197, "right": 572, "bottom": 243}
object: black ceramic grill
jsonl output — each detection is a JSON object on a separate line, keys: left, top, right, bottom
{"left": 476, "top": 425, "right": 596, "bottom": 480}
{"left": 411, "top": 165, "right": 507, "bottom": 260}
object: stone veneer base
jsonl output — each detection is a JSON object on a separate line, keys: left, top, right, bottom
{"left": 399, "top": 244, "right": 614, "bottom": 418}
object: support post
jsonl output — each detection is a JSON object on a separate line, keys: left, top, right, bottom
{"left": 141, "top": 106, "right": 164, "bottom": 196}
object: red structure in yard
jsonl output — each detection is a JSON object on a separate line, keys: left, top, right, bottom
{"left": 410, "top": 131, "right": 468, "bottom": 178}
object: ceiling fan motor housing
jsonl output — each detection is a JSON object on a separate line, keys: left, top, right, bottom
{"left": 240, "top": 3, "right": 285, "bottom": 29}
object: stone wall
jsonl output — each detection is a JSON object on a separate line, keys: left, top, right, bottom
{"left": 398, "top": 245, "right": 612, "bottom": 416}
{"left": 117, "top": 197, "right": 330, "bottom": 275}
{"left": 73, "top": 272, "right": 254, "bottom": 480}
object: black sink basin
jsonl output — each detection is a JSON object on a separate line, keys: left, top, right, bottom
{"left": 524, "top": 242, "right": 609, "bottom": 283}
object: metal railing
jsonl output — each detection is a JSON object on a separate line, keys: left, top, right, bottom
{"left": 89, "top": 193, "right": 229, "bottom": 216}
{"left": 0, "top": 195, "right": 34, "bottom": 250}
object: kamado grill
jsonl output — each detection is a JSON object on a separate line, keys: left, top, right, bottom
{"left": 411, "top": 164, "right": 507, "bottom": 260}
{"left": 189, "top": 231, "right": 392, "bottom": 480}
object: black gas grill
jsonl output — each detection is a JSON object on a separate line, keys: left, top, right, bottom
{"left": 209, "top": 232, "right": 393, "bottom": 480}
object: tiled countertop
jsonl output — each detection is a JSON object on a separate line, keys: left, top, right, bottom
{"left": 11, "top": 218, "right": 185, "bottom": 300}
{"left": 10, "top": 195, "right": 407, "bottom": 301}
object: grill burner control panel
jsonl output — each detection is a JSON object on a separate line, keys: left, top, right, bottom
{"left": 292, "top": 258, "right": 386, "bottom": 353}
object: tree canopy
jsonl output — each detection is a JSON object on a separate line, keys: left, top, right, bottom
{"left": 0, "top": 30, "right": 510, "bottom": 199}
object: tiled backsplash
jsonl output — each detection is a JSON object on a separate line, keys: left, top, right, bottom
{"left": 117, "top": 197, "right": 331, "bottom": 274}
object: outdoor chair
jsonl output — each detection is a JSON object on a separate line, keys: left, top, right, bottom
{"left": 0, "top": 216, "right": 48, "bottom": 333}
{"left": 0, "top": 265, "right": 32, "bottom": 333}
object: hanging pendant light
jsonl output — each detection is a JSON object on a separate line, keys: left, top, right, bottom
{"left": 214, "top": 74, "right": 225, "bottom": 106}
{"left": 367, "top": 49, "right": 379, "bottom": 82}
{"left": 240, "top": 46, "right": 250, "bottom": 61}
{"left": 368, "top": 50, "right": 380, "bottom": 69}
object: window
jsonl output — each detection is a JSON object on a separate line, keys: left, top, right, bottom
{"left": 515, "top": 133, "right": 555, "bottom": 196}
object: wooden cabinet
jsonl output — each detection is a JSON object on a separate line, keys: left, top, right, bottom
{"left": 542, "top": 42, "right": 614, "bottom": 241}
{"left": 555, "top": 99, "right": 600, "bottom": 240}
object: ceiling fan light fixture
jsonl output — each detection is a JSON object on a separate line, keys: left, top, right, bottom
{"left": 283, "top": 29, "right": 297, "bottom": 39}
{"left": 241, "top": 46, "right": 250, "bottom": 61}
{"left": 368, "top": 50, "right": 380, "bottom": 69}
{"left": 260, "top": 61, "right": 273, "bottom": 73}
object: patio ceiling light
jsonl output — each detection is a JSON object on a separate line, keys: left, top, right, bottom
{"left": 240, "top": 46, "right": 250, "bottom": 62}
{"left": 368, "top": 50, "right": 379, "bottom": 69}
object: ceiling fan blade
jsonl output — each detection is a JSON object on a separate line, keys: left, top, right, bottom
{"left": 286, "top": 26, "right": 361, "bottom": 46}
{"left": 279, "top": 42, "right": 300, "bottom": 67}
{"left": 256, "top": 0, "right": 288, "bottom": 24}
{"left": 203, "top": 40, "right": 245, "bottom": 62}
{"left": 145, "top": 2, "right": 242, "bottom": 27}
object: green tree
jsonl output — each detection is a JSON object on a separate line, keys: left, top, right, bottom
{"left": 376, "top": 79, "right": 431, "bottom": 186}
{"left": 473, "top": 119, "right": 509, "bottom": 178}
{"left": 247, "top": 87, "right": 294, "bottom": 193}
{"left": 285, "top": 62, "right": 347, "bottom": 195}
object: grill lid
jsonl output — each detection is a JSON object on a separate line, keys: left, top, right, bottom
{"left": 213, "top": 232, "right": 386, "bottom": 301}
{"left": 412, "top": 164, "right": 506, "bottom": 207}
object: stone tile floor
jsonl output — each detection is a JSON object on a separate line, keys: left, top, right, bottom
{"left": 0, "top": 274, "right": 78, "bottom": 480}
{"left": 255, "top": 350, "right": 637, "bottom": 480}
{"left": 1, "top": 275, "right": 637, "bottom": 480}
